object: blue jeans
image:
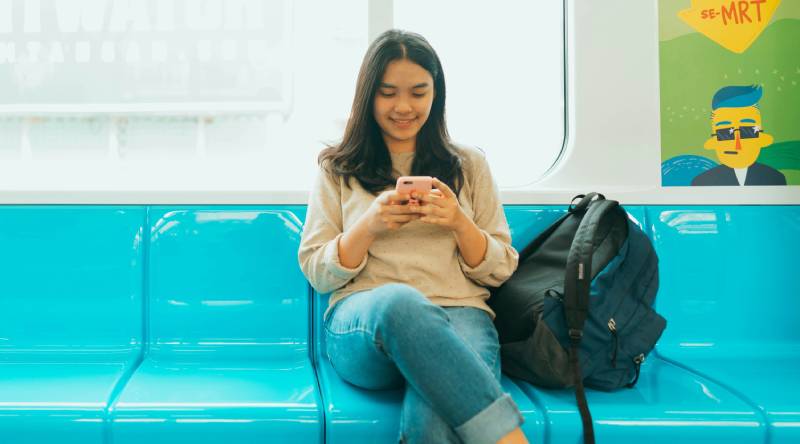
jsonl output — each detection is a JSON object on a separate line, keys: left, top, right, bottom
{"left": 324, "top": 283, "right": 524, "bottom": 444}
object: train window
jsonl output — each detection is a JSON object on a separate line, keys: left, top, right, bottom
{"left": 0, "top": 0, "right": 563, "bottom": 192}
{"left": 393, "top": 1, "right": 565, "bottom": 187}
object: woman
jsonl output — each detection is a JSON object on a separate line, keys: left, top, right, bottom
{"left": 298, "top": 29, "right": 528, "bottom": 444}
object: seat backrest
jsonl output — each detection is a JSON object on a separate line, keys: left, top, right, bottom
{"left": 647, "top": 206, "right": 800, "bottom": 359}
{"left": 147, "top": 206, "right": 310, "bottom": 361}
{"left": 0, "top": 206, "right": 145, "bottom": 361}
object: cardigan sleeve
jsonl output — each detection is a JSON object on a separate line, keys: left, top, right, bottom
{"left": 456, "top": 152, "right": 519, "bottom": 288}
{"left": 298, "top": 169, "right": 367, "bottom": 294}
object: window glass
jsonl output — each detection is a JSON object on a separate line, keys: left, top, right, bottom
{"left": 0, "top": 0, "right": 563, "bottom": 191}
{"left": 0, "top": 0, "right": 368, "bottom": 190}
{"left": 393, "top": 0, "right": 565, "bottom": 187}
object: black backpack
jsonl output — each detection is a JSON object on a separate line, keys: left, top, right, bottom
{"left": 489, "top": 193, "right": 667, "bottom": 444}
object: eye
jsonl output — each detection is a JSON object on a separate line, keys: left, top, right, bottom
{"left": 412, "top": 92, "right": 427, "bottom": 98}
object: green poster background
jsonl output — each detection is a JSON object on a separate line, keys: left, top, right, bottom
{"left": 659, "top": 0, "right": 800, "bottom": 186}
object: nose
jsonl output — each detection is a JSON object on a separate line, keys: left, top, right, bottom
{"left": 735, "top": 131, "right": 742, "bottom": 151}
{"left": 394, "top": 99, "right": 412, "bottom": 114}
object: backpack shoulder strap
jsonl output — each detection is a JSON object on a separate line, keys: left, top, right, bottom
{"left": 518, "top": 193, "right": 606, "bottom": 260}
{"left": 569, "top": 193, "right": 606, "bottom": 213}
{"left": 564, "top": 198, "right": 619, "bottom": 334}
{"left": 563, "top": 197, "right": 620, "bottom": 444}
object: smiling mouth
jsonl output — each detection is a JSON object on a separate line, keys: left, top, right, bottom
{"left": 390, "top": 119, "right": 416, "bottom": 130}
{"left": 723, "top": 151, "right": 738, "bottom": 155}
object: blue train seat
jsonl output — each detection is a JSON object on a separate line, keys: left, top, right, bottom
{"left": 108, "top": 207, "right": 323, "bottom": 444}
{"left": 0, "top": 206, "right": 146, "bottom": 444}
{"left": 1, "top": 203, "right": 797, "bottom": 443}
{"left": 649, "top": 206, "right": 800, "bottom": 444}
{"left": 503, "top": 206, "right": 768, "bottom": 444}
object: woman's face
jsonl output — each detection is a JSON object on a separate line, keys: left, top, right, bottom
{"left": 373, "top": 58, "right": 435, "bottom": 152}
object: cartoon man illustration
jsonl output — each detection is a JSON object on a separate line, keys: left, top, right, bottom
{"left": 692, "top": 85, "right": 786, "bottom": 186}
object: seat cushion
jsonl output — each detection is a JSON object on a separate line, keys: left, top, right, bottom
{"left": 649, "top": 206, "right": 800, "bottom": 443}
{"left": 515, "top": 356, "right": 766, "bottom": 443}
{"left": 110, "top": 359, "right": 322, "bottom": 443}
{"left": 657, "top": 348, "right": 800, "bottom": 444}
{"left": 0, "top": 360, "right": 132, "bottom": 444}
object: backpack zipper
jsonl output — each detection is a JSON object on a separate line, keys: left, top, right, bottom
{"left": 626, "top": 353, "right": 646, "bottom": 388}
{"left": 545, "top": 288, "right": 564, "bottom": 302}
{"left": 608, "top": 318, "right": 618, "bottom": 368}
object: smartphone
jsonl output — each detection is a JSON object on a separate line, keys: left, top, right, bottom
{"left": 396, "top": 176, "right": 433, "bottom": 205}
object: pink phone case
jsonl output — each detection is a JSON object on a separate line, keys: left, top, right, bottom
{"left": 396, "top": 176, "right": 433, "bottom": 205}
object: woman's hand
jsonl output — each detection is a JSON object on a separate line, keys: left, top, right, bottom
{"left": 412, "top": 178, "right": 488, "bottom": 267}
{"left": 363, "top": 189, "right": 421, "bottom": 236}
{"left": 409, "top": 178, "right": 468, "bottom": 233}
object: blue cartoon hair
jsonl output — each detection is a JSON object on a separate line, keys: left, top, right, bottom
{"left": 711, "top": 85, "right": 762, "bottom": 110}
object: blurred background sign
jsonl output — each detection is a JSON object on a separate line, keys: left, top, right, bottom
{"left": 0, "top": 0, "right": 292, "bottom": 115}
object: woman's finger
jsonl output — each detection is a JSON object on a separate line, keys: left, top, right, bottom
{"left": 385, "top": 191, "right": 411, "bottom": 205}
{"left": 419, "top": 215, "right": 443, "bottom": 225}
{"left": 412, "top": 191, "right": 445, "bottom": 206}
{"left": 384, "top": 203, "right": 417, "bottom": 215}
{"left": 411, "top": 204, "right": 445, "bottom": 218}
{"left": 432, "top": 178, "right": 456, "bottom": 199}
{"left": 383, "top": 214, "right": 419, "bottom": 224}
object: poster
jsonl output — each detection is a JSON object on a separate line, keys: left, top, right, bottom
{"left": 660, "top": 0, "right": 800, "bottom": 186}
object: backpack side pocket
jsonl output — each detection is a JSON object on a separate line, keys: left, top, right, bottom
{"left": 500, "top": 319, "right": 573, "bottom": 388}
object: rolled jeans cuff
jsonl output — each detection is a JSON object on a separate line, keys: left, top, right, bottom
{"left": 454, "top": 393, "right": 523, "bottom": 444}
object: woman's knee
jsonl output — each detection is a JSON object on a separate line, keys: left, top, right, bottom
{"left": 376, "top": 283, "right": 447, "bottom": 330}
{"left": 325, "top": 328, "right": 404, "bottom": 390}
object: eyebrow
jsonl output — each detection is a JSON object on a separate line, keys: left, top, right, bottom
{"left": 715, "top": 120, "right": 732, "bottom": 126}
{"left": 739, "top": 118, "right": 756, "bottom": 123}
{"left": 379, "top": 82, "right": 430, "bottom": 89}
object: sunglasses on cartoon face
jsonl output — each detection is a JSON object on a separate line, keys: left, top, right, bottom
{"left": 712, "top": 125, "right": 761, "bottom": 141}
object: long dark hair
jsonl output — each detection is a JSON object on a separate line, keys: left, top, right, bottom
{"left": 318, "top": 29, "right": 464, "bottom": 196}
